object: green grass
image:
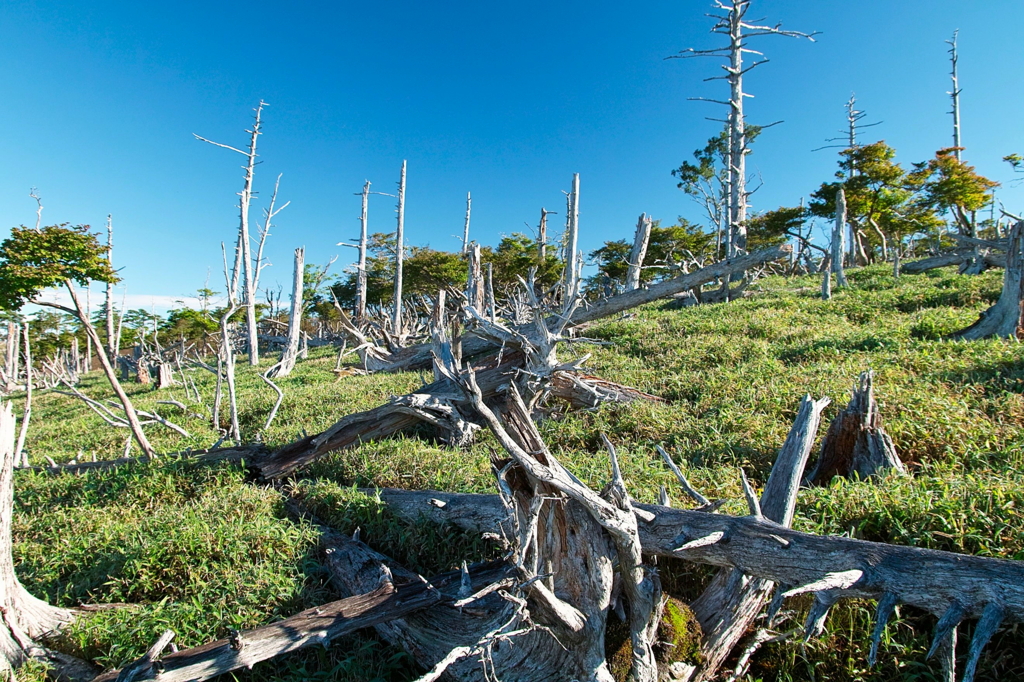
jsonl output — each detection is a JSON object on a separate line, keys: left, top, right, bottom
{"left": 9, "top": 263, "right": 1024, "bottom": 680}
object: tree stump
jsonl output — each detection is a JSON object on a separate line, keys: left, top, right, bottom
{"left": 950, "top": 220, "right": 1024, "bottom": 340}
{"left": 805, "top": 371, "right": 905, "bottom": 485}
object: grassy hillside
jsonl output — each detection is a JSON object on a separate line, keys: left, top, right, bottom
{"left": 10, "top": 264, "right": 1024, "bottom": 681}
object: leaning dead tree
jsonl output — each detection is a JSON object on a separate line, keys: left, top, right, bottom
{"left": 949, "top": 220, "right": 1024, "bottom": 339}
{"left": 194, "top": 100, "right": 267, "bottom": 366}
{"left": 669, "top": 0, "right": 816, "bottom": 258}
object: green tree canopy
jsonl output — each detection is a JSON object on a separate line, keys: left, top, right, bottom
{"left": 908, "top": 147, "right": 998, "bottom": 235}
{"left": 0, "top": 224, "right": 118, "bottom": 312}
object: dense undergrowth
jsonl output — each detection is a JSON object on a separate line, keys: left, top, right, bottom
{"left": 9, "top": 264, "right": 1024, "bottom": 681}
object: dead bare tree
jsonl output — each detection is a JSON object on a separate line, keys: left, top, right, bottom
{"left": 805, "top": 371, "right": 905, "bottom": 484}
{"left": 269, "top": 247, "right": 305, "bottom": 379}
{"left": 948, "top": 30, "right": 963, "bottom": 162}
{"left": 466, "top": 243, "right": 484, "bottom": 310}
{"left": 625, "top": 213, "right": 653, "bottom": 291}
{"left": 832, "top": 187, "right": 849, "bottom": 287}
{"left": 669, "top": 0, "right": 817, "bottom": 257}
{"left": 537, "top": 207, "right": 553, "bottom": 263}
{"left": 393, "top": 160, "right": 408, "bottom": 340}
{"left": 462, "top": 191, "right": 471, "bottom": 254}
{"left": 564, "top": 174, "right": 581, "bottom": 299}
{"left": 13, "top": 324, "right": 31, "bottom": 468}
{"left": 195, "top": 100, "right": 267, "bottom": 366}
{"left": 251, "top": 173, "right": 289, "bottom": 300}
{"left": 2, "top": 322, "right": 18, "bottom": 394}
{"left": 104, "top": 215, "right": 117, "bottom": 362}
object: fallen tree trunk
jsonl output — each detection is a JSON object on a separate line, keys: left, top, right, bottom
{"left": 356, "top": 245, "right": 791, "bottom": 373}
{"left": 902, "top": 249, "right": 1005, "bottom": 274}
{"left": 369, "top": 488, "right": 1024, "bottom": 626}
{"left": 92, "top": 534, "right": 502, "bottom": 682}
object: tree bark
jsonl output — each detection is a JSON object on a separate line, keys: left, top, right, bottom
{"left": 13, "top": 325, "right": 31, "bottom": 468}
{"left": 833, "top": 189, "right": 849, "bottom": 287}
{"left": 805, "top": 371, "right": 905, "bottom": 484}
{"left": 0, "top": 402, "right": 82, "bottom": 678}
{"left": 950, "top": 220, "right": 1024, "bottom": 339}
{"left": 92, "top": 533, "right": 474, "bottom": 682}
{"left": 393, "top": 160, "right": 407, "bottom": 338}
{"left": 565, "top": 173, "right": 581, "bottom": 300}
{"left": 105, "top": 215, "right": 117, "bottom": 363}
{"left": 271, "top": 247, "right": 305, "bottom": 378}
{"left": 625, "top": 213, "right": 652, "bottom": 292}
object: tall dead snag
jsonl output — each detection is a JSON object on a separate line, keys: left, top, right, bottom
{"left": 832, "top": 188, "right": 849, "bottom": 287}
{"left": 0, "top": 402, "right": 89, "bottom": 679}
{"left": 537, "top": 207, "right": 551, "bottom": 263}
{"left": 194, "top": 101, "right": 266, "bottom": 366}
{"left": 625, "top": 213, "right": 652, "bottom": 291}
{"left": 950, "top": 220, "right": 1024, "bottom": 339}
{"left": 669, "top": 1, "right": 816, "bottom": 258}
{"left": 948, "top": 30, "right": 963, "bottom": 161}
{"left": 13, "top": 324, "right": 31, "bottom": 467}
{"left": 104, "top": 215, "right": 117, "bottom": 363}
{"left": 393, "top": 160, "right": 408, "bottom": 340}
{"left": 355, "top": 181, "right": 371, "bottom": 320}
{"left": 674, "top": 395, "right": 831, "bottom": 682}
{"left": 3, "top": 322, "right": 18, "bottom": 393}
{"left": 564, "top": 173, "right": 581, "bottom": 300}
{"left": 270, "top": 247, "right": 305, "bottom": 378}
{"left": 466, "top": 243, "right": 484, "bottom": 311}
{"left": 462, "top": 191, "right": 472, "bottom": 254}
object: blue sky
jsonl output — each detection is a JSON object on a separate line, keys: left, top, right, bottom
{"left": 2, "top": 0, "right": 1023, "bottom": 311}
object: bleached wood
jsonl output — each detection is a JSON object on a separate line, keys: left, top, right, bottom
{"left": 105, "top": 215, "right": 117, "bottom": 362}
{"left": 565, "top": 174, "right": 581, "bottom": 299}
{"left": 356, "top": 181, "right": 371, "bottom": 319}
{"left": 13, "top": 325, "right": 30, "bottom": 467}
{"left": 625, "top": 213, "right": 652, "bottom": 291}
{"left": 462, "top": 191, "right": 471, "bottom": 254}
{"left": 271, "top": 247, "right": 305, "bottom": 378}
{"left": 833, "top": 189, "right": 849, "bottom": 287}
{"left": 393, "top": 160, "right": 407, "bottom": 337}
{"left": 950, "top": 220, "right": 1024, "bottom": 339}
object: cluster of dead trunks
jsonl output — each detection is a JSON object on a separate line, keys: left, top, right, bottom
{"left": 5, "top": 242, "right": 1024, "bottom": 682}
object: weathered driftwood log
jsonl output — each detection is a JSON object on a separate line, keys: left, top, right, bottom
{"left": 353, "top": 245, "right": 791, "bottom": 373}
{"left": 805, "top": 371, "right": 905, "bottom": 485}
{"left": 92, "top": 534, "right": 498, "bottom": 682}
{"left": 949, "top": 221, "right": 1024, "bottom": 340}
{"left": 370, "top": 486, "right": 1024, "bottom": 681}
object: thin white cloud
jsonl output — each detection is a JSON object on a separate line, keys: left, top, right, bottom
{"left": 30, "top": 289, "right": 210, "bottom": 315}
